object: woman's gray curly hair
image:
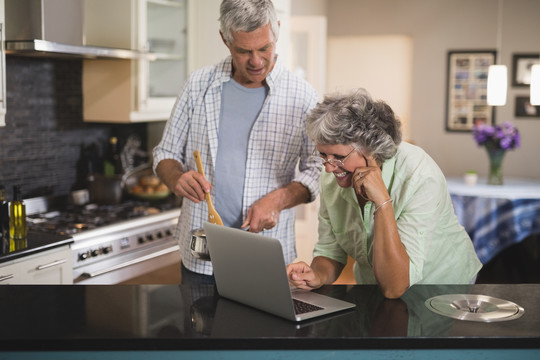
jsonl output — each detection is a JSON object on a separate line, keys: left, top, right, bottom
{"left": 219, "top": 0, "right": 279, "bottom": 45}
{"left": 306, "top": 89, "right": 402, "bottom": 165}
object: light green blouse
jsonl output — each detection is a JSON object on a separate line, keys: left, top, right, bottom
{"left": 313, "top": 142, "right": 482, "bottom": 286}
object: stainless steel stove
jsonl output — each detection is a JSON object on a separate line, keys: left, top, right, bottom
{"left": 27, "top": 198, "right": 181, "bottom": 284}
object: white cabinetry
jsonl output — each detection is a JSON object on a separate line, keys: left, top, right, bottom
{"left": 0, "top": 0, "right": 6, "bottom": 127}
{"left": 83, "top": 0, "right": 187, "bottom": 123}
{"left": 0, "top": 246, "right": 73, "bottom": 284}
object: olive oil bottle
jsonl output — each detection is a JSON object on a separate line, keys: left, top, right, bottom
{"left": 9, "top": 185, "right": 27, "bottom": 247}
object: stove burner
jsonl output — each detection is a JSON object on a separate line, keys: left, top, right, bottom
{"left": 28, "top": 200, "right": 173, "bottom": 236}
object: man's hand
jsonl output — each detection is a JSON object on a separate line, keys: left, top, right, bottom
{"left": 175, "top": 170, "right": 211, "bottom": 203}
{"left": 155, "top": 159, "right": 211, "bottom": 203}
{"left": 241, "top": 195, "right": 280, "bottom": 232}
{"left": 241, "top": 182, "right": 310, "bottom": 233}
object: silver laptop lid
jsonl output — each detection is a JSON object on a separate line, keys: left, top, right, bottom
{"left": 204, "top": 222, "right": 298, "bottom": 320}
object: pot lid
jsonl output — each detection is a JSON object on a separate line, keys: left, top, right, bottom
{"left": 425, "top": 294, "right": 524, "bottom": 322}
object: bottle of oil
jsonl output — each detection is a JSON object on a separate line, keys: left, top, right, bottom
{"left": 9, "top": 185, "right": 27, "bottom": 247}
{"left": 0, "top": 185, "right": 9, "bottom": 253}
{"left": 103, "top": 137, "right": 123, "bottom": 176}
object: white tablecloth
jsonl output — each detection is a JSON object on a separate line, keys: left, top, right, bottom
{"left": 446, "top": 177, "right": 540, "bottom": 264}
{"left": 446, "top": 177, "right": 540, "bottom": 200}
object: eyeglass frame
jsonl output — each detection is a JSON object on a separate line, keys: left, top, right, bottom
{"left": 310, "top": 145, "right": 365, "bottom": 168}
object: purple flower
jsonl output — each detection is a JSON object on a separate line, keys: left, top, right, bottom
{"left": 472, "top": 122, "right": 520, "bottom": 151}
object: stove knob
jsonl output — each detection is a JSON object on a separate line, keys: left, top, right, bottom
{"left": 138, "top": 237, "right": 145, "bottom": 244}
{"left": 157, "top": 232, "right": 163, "bottom": 239}
{"left": 102, "top": 246, "right": 112, "bottom": 254}
{"left": 165, "top": 229, "right": 172, "bottom": 236}
{"left": 79, "top": 252, "right": 90, "bottom": 261}
{"left": 146, "top": 234, "right": 154, "bottom": 242}
{"left": 91, "top": 249, "right": 100, "bottom": 257}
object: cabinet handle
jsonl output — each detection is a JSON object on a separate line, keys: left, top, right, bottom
{"left": 36, "top": 259, "right": 67, "bottom": 270}
{"left": 0, "top": 274, "right": 14, "bottom": 282}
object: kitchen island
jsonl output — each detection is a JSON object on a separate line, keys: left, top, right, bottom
{"left": 1, "top": 284, "right": 539, "bottom": 359}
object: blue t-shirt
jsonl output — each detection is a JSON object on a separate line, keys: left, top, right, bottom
{"left": 215, "top": 79, "right": 267, "bottom": 227}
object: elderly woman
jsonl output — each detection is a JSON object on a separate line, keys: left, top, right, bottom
{"left": 287, "top": 89, "right": 482, "bottom": 299}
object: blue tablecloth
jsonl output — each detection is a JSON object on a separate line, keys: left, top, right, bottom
{"left": 447, "top": 177, "right": 540, "bottom": 264}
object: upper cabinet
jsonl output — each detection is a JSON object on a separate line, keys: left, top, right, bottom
{"left": 0, "top": 0, "right": 6, "bottom": 127}
{"left": 83, "top": 0, "right": 187, "bottom": 123}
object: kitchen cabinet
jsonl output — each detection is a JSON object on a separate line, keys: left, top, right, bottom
{"left": 0, "top": 0, "right": 6, "bottom": 127}
{"left": 0, "top": 245, "right": 73, "bottom": 284}
{"left": 82, "top": 0, "right": 187, "bottom": 123}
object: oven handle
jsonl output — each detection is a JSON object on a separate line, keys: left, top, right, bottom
{"left": 80, "top": 246, "right": 180, "bottom": 279}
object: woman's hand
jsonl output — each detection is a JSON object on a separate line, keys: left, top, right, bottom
{"left": 286, "top": 262, "right": 324, "bottom": 290}
{"left": 352, "top": 156, "right": 390, "bottom": 206}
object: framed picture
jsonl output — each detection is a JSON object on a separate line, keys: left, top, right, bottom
{"left": 445, "top": 50, "right": 496, "bottom": 132}
{"left": 515, "top": 96, "right": 540, "bottom": 117}
{"left": 512, "top": 53, "right": 540, "bottom": 87}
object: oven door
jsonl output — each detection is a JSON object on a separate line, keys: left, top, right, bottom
{"left": 73, "top": 241, "right": 180, "bottom": 285}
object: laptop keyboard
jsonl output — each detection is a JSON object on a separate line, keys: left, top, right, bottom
{"left": 293, "top": 298, "right": 324, "bottom": 314}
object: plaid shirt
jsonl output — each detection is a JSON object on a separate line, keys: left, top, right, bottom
{"left": 153, "top": 56, "right": 321, "bottom": 275}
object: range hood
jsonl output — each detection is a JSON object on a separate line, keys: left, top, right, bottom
{"left": 5, "top": 40, "right": 147, "bottom": 60}
{"left": 5, "top": 0, "right": 146, "bottom": 60}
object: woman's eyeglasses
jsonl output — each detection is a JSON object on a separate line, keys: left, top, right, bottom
{"left": 310, "top": 147, "right": 358, "bottom": 168}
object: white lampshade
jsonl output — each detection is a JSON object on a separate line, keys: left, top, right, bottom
{"left": 531, "top": 64, "right": 540, "bottom": 106}
{"left": 487, "top": 65, "right": 508, "bottom": 106}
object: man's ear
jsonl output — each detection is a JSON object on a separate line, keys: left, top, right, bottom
{"left": 219, "top": 31, "right": 229, "bottom": 47}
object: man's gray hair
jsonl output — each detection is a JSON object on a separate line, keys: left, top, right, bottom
{"left": 219, "top": 0, "right": 279, "bottom": 45}
{"left": 306, "top": 89, "right": 402, "bottom": 165}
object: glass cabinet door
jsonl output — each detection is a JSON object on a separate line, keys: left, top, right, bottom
{"left": 139, "top": 0, "right": 187, "bottom": 112}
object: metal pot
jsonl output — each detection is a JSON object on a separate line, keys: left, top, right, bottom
{"left": 88, "top": 173, "right": 123, "bottom": 205}
{"left": 190, "top": 228, "right": 210, "bottom": 261}
{"left": 87, "top": 163, "right": 152, "bottom": 205}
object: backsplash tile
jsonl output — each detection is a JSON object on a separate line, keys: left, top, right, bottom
{"left": 0, "top": 57, "right": 146, "bottom": 200}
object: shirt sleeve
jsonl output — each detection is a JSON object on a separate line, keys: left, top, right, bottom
{"left": 312, "top": 192, "right": 349, "bottom": 265}
{"left": 292, "top": 88, "right": 321, "bottom": 202}
{"left": 152, "top": 74, "right": 194, "bottom": 173}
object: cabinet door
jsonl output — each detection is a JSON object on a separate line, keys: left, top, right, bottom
{"left": 0, "top": 260, "right": 17, "bottom": 284}
{"left": 83, "top": 0, "right": 187, "bottom": 123}
{"left": 0, "top": 246, "right": 73, "bottom": 285}
{"left": 138, "top": 0, "right": 187, "bottom": 116}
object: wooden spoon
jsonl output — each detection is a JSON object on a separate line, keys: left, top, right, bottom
{"left": 193, "top": 150, "right": 224, "bottom": 225}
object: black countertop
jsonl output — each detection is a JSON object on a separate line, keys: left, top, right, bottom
{"left": 0, "top": 284, "right": 539, "bottom": 352}
{"left": 0, "top": 231, "right": 73, "bottom": 264}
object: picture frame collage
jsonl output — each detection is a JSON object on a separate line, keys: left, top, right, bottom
{"left": 445, "top": 50, "right": 496, "bottom": 132}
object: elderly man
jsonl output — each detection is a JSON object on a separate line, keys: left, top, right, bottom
{"left": 153, "top": 0, "right": 320, "bottom": 284}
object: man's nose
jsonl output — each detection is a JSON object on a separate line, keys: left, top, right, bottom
{"left": 249, "top": 52, "right": 263, "bottom": 66}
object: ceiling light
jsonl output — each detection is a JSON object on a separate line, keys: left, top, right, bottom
{"left": 487, "top": 65, "right": 507, "bottom": 106}
{"left": 531, "top": 64, "right": 540, "bottom": 105}
{"left": 486, "top": 0, "right": 507, "bottom": 106}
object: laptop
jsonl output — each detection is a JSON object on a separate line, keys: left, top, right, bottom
{"left": 203, "top": 222, "right": 356, "bottom": 322}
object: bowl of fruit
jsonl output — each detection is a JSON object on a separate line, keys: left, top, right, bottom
{"left": 125, "top": 165, "right": 171, "bottom": 201}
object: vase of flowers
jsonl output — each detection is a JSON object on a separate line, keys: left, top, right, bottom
{"left": 472, "top": 122, "right": 520, "bottom": 185}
